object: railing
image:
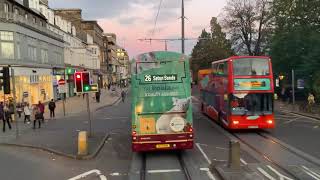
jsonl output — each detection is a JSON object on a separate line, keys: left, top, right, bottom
{"left": 0, "top": 11, "right": 63, "bottom": 40}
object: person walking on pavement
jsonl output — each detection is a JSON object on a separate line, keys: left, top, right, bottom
{"left": 2, "top": 102, "right": 12, "bottom": 132}
{"left": 96, "top": 90, "right": 101, "bottom": 103}
{"left": 17, "top": 102, "right": 23, "bottom": 118}
{"left": 24, "top": 102, "right": 31, "bottom": 124}
{"left": 48, "top": 99, "right": 56, "bottom": 119}
{"left": 8, "top": 100, "right": 14, "bottom": 122}
{"left": 121, "top": 90, "right": 126, "bottom": 103}
{"left": 33, "top": 104, "right": 41, "bottom": 129}
{"left": 38, "top": 101, "right": 45, "bottom": 122}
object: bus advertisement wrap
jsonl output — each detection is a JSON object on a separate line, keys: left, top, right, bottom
{"left": 131, "top": 51, "right": 193, "bottom": 151}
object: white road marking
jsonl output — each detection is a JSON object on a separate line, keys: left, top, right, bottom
{"left": 196, "top": 143, "right": 212, "bottom": 164}
{"left": 240, "top": 158, "right": 248, "bottom": 165}
{"left": 302, "top": 166, "right": 320, "bottom": 179}
{"left": 147, "top": 169, "right": 181, "bottom": 173}
{"left": 267, "top": 165, "right": 294, "bottom": 180}
{"left": 200, "top": 168, "right": 216, "bottom": 180}
{"left": 282, "top": 111, "right": 320, "bottom": 123}
{"left": 68, "top": 169, "right": 107, "bottom": 180}
{"left": 257, "top": 167, "right": 276, "bottom": 180}
{"left": 215, "top": 146, "right": 228, "bottom": 150}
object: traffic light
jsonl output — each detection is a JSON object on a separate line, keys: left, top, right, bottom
{"left": 74, "top": 72, "right": 83, "bottom": 93}
{"left": 82, "top": 72, "right": 90, "bottom": 92}
{"left": 0, "top": 67, "right": 10, "bottom": 94}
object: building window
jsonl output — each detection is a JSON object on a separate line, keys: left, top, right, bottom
{"left": 0, "top": 31, "right": 14, "bottom": 59}
{"left": 40, "top": 21, "right": 43, "bottom": 27}
{"left": 33, "top": 17, "right": 36, "bottom": 23}
{"left": 28, "top": 46, "right": 37, "bottom": 61}
{"left": 1, "top": 42, "right": 14, "bottom": 59}
{"left": 4, "top": 3, "right": 9, "bottom": 13}
{"left": 0, "top": 31, "right": 13, "bottom": 41}
{"left": 40, "top": 49, "right": 48, "bottom": 63}
{"left": 14, "top": 8, "right": 19, "bottom": 15}
{"left": 25, "top": 13, "right": 28, "bottom": 20}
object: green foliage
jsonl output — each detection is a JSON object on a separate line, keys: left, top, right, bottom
{"left": 190, "top": 17, "right": 233, "bottom": 81}
{"left": 271, "top": 0, "right": 320, "bottom": 98}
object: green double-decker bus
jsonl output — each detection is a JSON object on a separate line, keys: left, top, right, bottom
{"left": 131, "top": 51, "right": 193, "bottom": 152}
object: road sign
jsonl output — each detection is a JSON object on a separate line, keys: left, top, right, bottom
{"left": 297, "top": 79, "right": 304, "bottom": 89}
{"left": 58, "top": 79, "right": 66, "bottom": 85}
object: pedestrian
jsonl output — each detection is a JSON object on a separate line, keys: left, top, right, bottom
{"left": 121, "top": 90, "right": 126, "bottom": 103}
{"left": 96, "top": 90, "right": 101, "bottom": 103}
{"left": 38, "top": 101, "right": 45, "bottom": 122}
{"left": 17, "top": 102, "right": 23, "bottom": 118}
{"left": 33, "top": 105, "right": 41, "bottom": 129}
{"left": 104, "top": 82, "right": 107, "bottom": 89}
{"left": 24, "top": 102, "right": 31, "bottom": 124}
{"left": 2, "top": 102, "right": 12, "bottom": 132}
{"left": 307, "top": 93, "right": 315, "bottom": 112}
{"left": 108, "top": 83, "right": 111, "bottom": 90}
{"left": 8, "top": 100, "right": 14, "bottom": 122}
{"left": 48, "top": 99, "right": 56, "bottom": 119}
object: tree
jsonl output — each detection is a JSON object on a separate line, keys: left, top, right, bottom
{"left": 270, "top": 0, "right": 320, "bottom": 99}
{"left": 190, "top": 17, "right": 233, "bottom": 81}
{"left": 221, "top": 0, "right": 273, "bottom": 55}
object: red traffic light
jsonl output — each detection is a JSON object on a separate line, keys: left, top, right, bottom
{"left": 76, "top": 74, "right": 81, "bottom": 79}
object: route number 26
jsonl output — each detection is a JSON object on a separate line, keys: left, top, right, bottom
{"left": 145, "top": 75, "right": 152, "bottom": 82}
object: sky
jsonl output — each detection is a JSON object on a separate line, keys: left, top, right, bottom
{"left": 49, "top": 0, "right": 228, "bottom": 58}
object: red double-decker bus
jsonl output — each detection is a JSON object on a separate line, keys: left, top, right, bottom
{"left": 199, "top": 56, "right": 275, "bottom": 129}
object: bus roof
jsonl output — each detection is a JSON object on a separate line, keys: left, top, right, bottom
{"left": 212, "top": 56, "right": 271, "bottom": 64}
{"left": 136, "top": 51, "right": 188, "bottom": 62}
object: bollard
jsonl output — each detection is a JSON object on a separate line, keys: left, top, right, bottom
{"left": 228, "top": 140, "right": 240, "bottom": 170}
{"left": 78, "top": 131, "right": 88, "bottom": 156}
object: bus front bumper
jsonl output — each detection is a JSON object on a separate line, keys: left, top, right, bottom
{"left": 132, "top": 133, "right": 194, "bottom": 152}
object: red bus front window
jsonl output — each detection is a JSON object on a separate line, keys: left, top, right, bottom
{"left": 230, "top": 93, "right": 273, "bottom": 116}
{"left": 233, "top": 58, "right": 270, "bottom": 76}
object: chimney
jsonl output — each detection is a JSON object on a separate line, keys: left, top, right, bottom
{"left": 23, "top": 0, "right": 29, "bottom": 8}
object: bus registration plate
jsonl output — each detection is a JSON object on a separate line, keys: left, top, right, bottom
{"left": 156, "top": 144, "right": 170, "bottom": 148}
{"left": 248, "top": 126, "right": 259, "bottom": 129}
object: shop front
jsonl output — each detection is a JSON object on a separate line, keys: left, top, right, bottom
{"left": 3, "top": 67, "right": 54, "bottom": 105}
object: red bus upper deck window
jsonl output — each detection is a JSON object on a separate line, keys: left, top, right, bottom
{"left": 233, "top": 58, "right": 269, "bottom": 76}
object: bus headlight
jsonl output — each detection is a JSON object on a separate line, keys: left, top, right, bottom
{"left": 267, "top": 120, "right": 273, "bottom": 124}
{"left": 170, "top": 117, "right": 186, "bottom": 132}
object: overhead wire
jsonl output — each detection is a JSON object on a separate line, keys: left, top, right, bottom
{"left": 151, "top": 0, "right": 163, "bottom": 37}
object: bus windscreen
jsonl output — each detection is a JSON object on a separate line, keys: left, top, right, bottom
{"left": 233, "top": 58, "right": 270, "bottom": 76}
{"left": 230, "top": 93, "right": 273, "bottom": 115}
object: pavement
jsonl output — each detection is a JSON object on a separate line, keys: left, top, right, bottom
{"left": 275, "top": 100, "right": 320, "bottom": 119}
{"left": 0, "top": 92, "right": 132, "bottom": 180}
{"left": 0, "top": 87, "right": 126, "bottom": 159}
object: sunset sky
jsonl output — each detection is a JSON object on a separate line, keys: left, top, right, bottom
{"left": 49, "top": 0, "right": 228, "bottom": 58}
